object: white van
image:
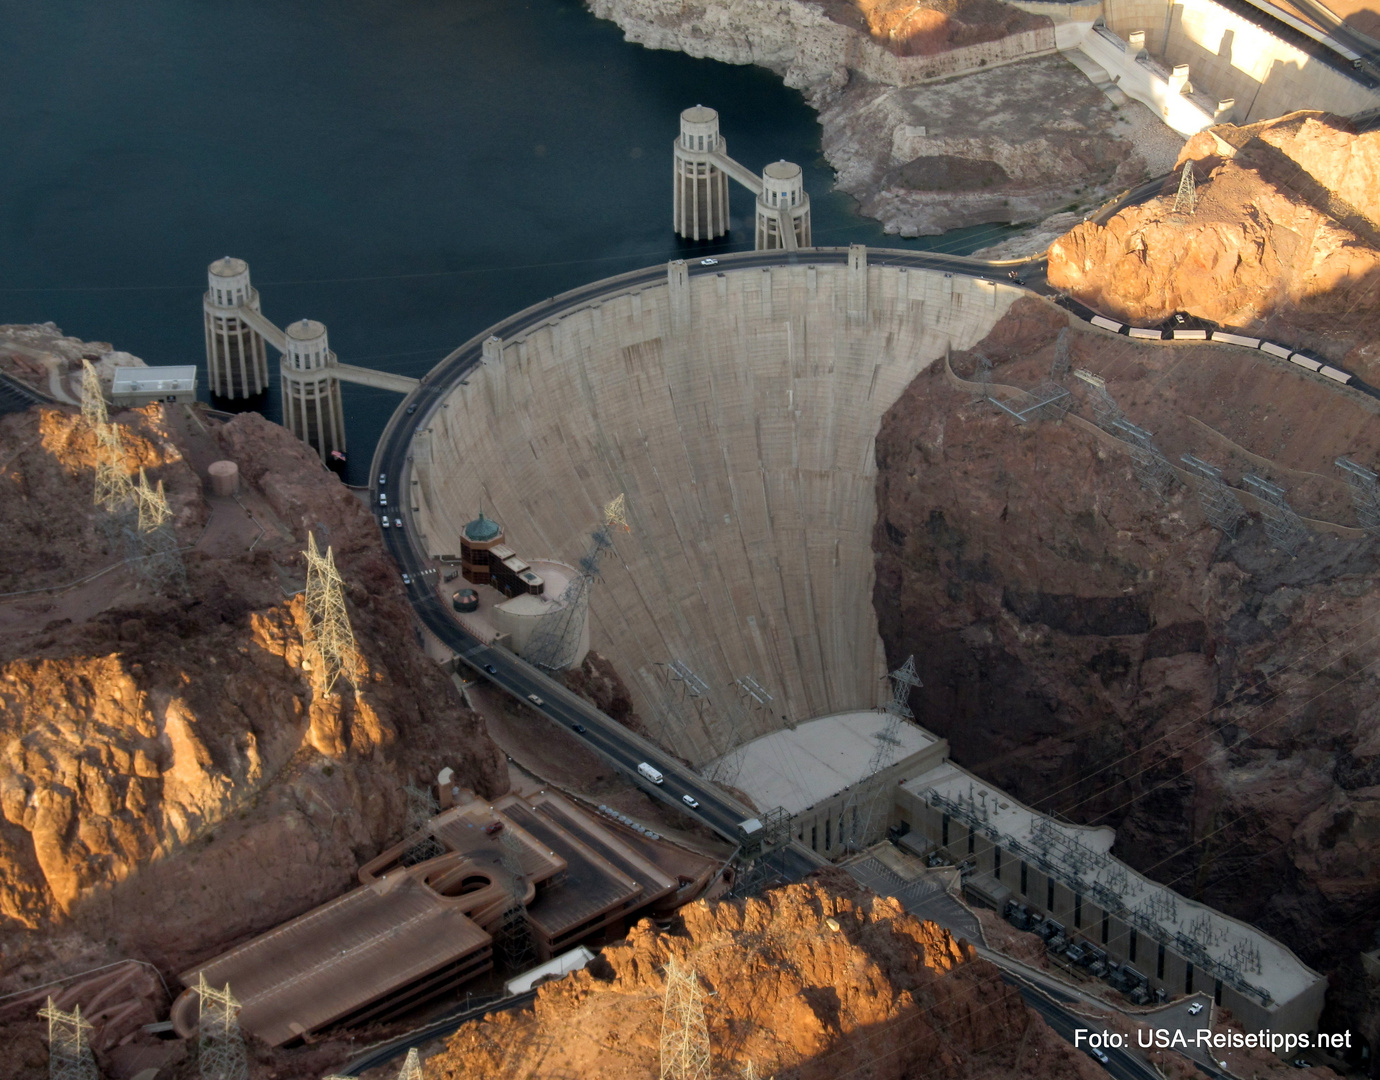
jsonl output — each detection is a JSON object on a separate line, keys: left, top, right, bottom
{"left": 637, "top": 762, "right": 664, "bottom": 784}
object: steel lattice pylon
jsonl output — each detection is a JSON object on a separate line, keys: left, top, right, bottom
{"left": 1050, "top": 327, "right": 1072, "bottom": 381}
{"left": 1171, "top": 161, "right": 1198, "bottom": 215}
{"left": 398, "top": 782, "right": 445, "bottom": 866}
{"left": 39, "top": 997, "right": 98, "bottom": 1080}
{"left": 526, "top": 496, "right": 628, "bottom": 671}
{"left": 303, "top": 532, "right": 361, "bottom": 695}
{"left": 132, "top": 468, "right": 185, "bottom": 592}
{"left": 1181, "top": 455, "right": 1247, "bottom": 539}
{"left": 1073, "top": 368, "right": 1123, "bottom": 431}
{"left": 1337, "top": 458, "right": 1380, "bottom": 534}
{"left": 844, "top": 657, "right": 922, "bottom": 851}
{"left": 1243, "top": 474, "right": 1311, "bottom": 554}
{"left": 660, "top": 957, "right": 712, "bottom": 1080}
{"left": 496, "top": 828, "right": 537, "bottom": 971}
{"left": 396, "top": 1047, "right": 425, "bottom": 1080}
{"left": 196, "top": 974, "right": 248, "bottom": 1080}
{"left": 1111, "top": 418, "right": 1177, "bottom": 499}
{"left": 80, "top": 359, "right": 107, "bottom": 431}
{"left": 93, "top": 420, "right": 135, "bottom": 514}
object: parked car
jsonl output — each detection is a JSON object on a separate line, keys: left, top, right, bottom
{"left": 1188, "top": 1002, "right": 1204, "bottom": 1015}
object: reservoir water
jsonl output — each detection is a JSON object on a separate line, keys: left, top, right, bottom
{"left": 2, "top": 0, "right": 1008, "bottom": 481}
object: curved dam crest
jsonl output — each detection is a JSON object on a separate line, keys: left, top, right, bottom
{"left": 415, "top": 259, "right": 1020, "bottom": 764}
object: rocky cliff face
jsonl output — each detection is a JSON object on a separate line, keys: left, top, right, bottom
{"left": 425, "top": 877, "right": 1104, "bottom": 1080}
{"left": 0, "top": 376, "right": 505, "bottom": 1073}
{"left": 587, "top": 0, "right": 1173, "bottom": 235}
{"left": 872, "top": 297, "right": 1380, "bottom": 1051}
{"left": 1048, "top": 111, "right": 1380, "bottom": 374}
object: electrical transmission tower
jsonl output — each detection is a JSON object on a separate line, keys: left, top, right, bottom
{"left": 302, "top": 532, "right": 361, "bottom": 695}
{"left": 196, "top": 975, "right": 248, "bottom": 1080}
{"left": 1171, "top": 161, "right": 1198, "bottom": 216}
{"left": 39, "top": 997, "right": 98, "bottom": 1080}
{"left": 80, "top": 359, "right": 106, "bottom": 430}
{"left": 844, "top": 657, "right": 922, "bottom": 851}
{"left": 660, "top": 957, "right": 712, "bottom": 1080}
{"left": 1243, "top": 475, "right": 1311, "bottom": 554}
{"left": 1111, "top": 419, "right": 1177, "bottom": 499}
{"left": 398, "top": 782, "right": 445, "bottom": 866}
{"left": 1337, "top": 458, "right": 1380, "bottom": 534}
{"left": 1181, "top": 455, "right": 1247, "bottom": 539}
{"left": 496, "top": 828, "right": 537, "bottom": 971}
{"left": 132, "top": 468, "right": 185, "bottom": 591}
{"left": 1073, "top": 368, "right": 1123, "bottom": 431}
{"left": 526, "top": 496, "right": 629, "bottom": 671}
{"left": 396, "top": 1048, "right": 425, "bottom": 1080}
{"left": 1051, "top": 328, "right": 1072, "bottom": 381}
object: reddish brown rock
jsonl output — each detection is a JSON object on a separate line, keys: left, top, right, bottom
{"left": 1047, "top": 111, "right": 1380, "bottom": 375}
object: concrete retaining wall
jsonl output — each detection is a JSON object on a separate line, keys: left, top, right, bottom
{"left": 850, "top": 25, "right": 1059, "bottom": 85}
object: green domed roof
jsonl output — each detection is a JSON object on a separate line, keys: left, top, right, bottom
{"left": 464, "top": 512, "right": 501, "bottom": 542}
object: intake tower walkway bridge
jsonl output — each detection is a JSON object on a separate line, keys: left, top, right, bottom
{"left": 202, "top": 256, "right": 419, "bottom": 462}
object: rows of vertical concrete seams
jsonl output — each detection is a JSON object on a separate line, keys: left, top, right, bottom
{"left": 415, "top": 259, "right": 1019, "bottom": 766}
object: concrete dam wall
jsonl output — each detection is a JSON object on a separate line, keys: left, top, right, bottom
{"left": 415, "top": 260, "right": 1019, "bottom": 765}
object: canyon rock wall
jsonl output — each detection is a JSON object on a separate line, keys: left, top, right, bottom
{"left": 872, "top": 297, "right": 1380, "bottom": 1045}
{"left": 1048, "top": 111, "right": 1380, "bottom": 374}
{"left": 426, "top": 877, "right": 1105, "bottom": 1080}
{"left": 587, "top": 0, "right": 1162, "bottom": 234}
{"left": 0, "top": 383, "right": 505, "bottom": 1073}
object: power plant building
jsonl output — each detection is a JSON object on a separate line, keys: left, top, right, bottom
{"left": 110, "top": 365, "right": 198, "bottom": 407}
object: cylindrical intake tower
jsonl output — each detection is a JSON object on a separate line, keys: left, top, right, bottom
{"left": 280, "top": 319, "right": 346, "bottom": 463}
{"left": 203, "top": 257, "right": 269, "bottom": 398}
{"left": 755, "top": 161, "right": 811, "bottom": 251}
{"left": 673, "top": 105, "right": 731, "bottom": 241}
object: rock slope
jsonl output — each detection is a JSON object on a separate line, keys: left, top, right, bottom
{"left": 0, "top": 370, "right": 506, "bottom": 1074}
{"left": 423, "top": 877, "right": 1105, "bottom": 1080}
{"left": 1048, "top": 111, "right": 1380, "bottom": 375}
{"left": 587, "top": 0, "right": 1171, "bottom": 234}
{"left": 872, "top": 297, "right": 1380, "bottom": 1049}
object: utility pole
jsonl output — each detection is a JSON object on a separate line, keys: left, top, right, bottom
{"left": 660, "top": 957, "right": 712, "bottom": 1080}
{"left": 39, "top": 997, "right": 98, "bottom": 1080}
{"left": 302, "top": 532, "right": 361, "bottom": 695}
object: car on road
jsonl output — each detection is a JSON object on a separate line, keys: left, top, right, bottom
{"left": 1088, "top": 1048, "right": 1109, "bottom": 1064}
{"left": 527, "top": 694, "right": 544, "bottom": 706}
{"left": 378, "top": 473, "right": 386, "bottom": 484}
{"left": 381, "top": 517, "right": 390, "bottom": 529}
{"left": 699, "top": 258, "right": 718, "bottom": 265}
{"left": 682, "top": 794, "right": 699, "bottom": 809}
{"left": 394, "top": 517, "right": 402, "bottom": 528}
{"left": 379, "top": 493, "right": 387, "bottom": 505}
{"left": 401, "top": 573, "right": 411, "bottom": 585}
{"left": 570, "top": 724, "right": 586, "bottom": 733}
{"left": 1188, "top": 1002, "right": 1203, "bottom": 1015}
{"left": 406, "top": 403, "right": 417, "bottom": 414}
{"left": 484, "top": 664, "right": 497, "bottom": 674}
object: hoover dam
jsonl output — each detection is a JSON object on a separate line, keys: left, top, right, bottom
{"left": 409, "top": 251, "right": 1021, "bottom": 766}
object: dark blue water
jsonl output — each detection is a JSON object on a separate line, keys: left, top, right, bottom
{"left": 1, "top": 0, "right": 1008, "bottom": 481}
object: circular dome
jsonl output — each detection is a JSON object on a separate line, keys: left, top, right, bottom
{"left": 463, "top": 512, "right": 501, "bottom": 542}
{"left": 763, "top": 160, "right": 801, "bottom": 181}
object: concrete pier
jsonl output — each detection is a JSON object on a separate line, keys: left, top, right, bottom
{"left": 281, "top": 319, "right": 346, "bottom": 462}
{"left": 672, "top": 106, "right": 731, "bottom": 240}
{"left": 203, "top": 258, "right": 269, "bottom": 398}
{"left": 755, "top": 161, "right": 811, "bottom": 251}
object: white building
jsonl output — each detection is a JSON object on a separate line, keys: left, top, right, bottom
{"left": 110, "top": 365, "right": 198, "bottom": 407}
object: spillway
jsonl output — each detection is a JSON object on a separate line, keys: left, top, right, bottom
{"left": 415, "top": 255, "right": 1019, "bottom": 765}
